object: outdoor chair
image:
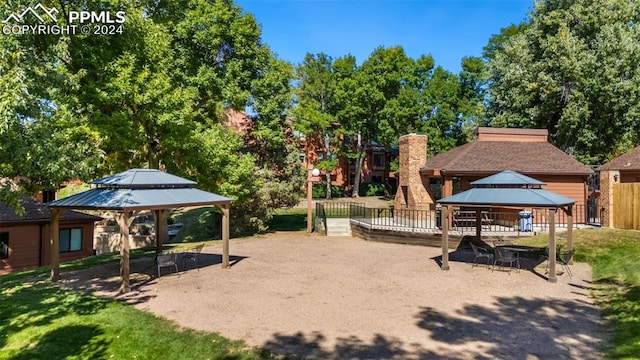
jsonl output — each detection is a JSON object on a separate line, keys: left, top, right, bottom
{"left": 542, "top": 247, "right": 574, "bottom": 278}
{"left": 557, "top": 249, "right": 574, "bottom": 278}
{"left": 180, "top": 244, "right": 204, "bottom": 271}
{"left": 470, "top": 243, "right": 494, "bottom": 267}
{"left": 157, "top": 252, "right": 179, "bottom": 277}
{"left": 493, "top": 247, "right": 520, "bottom": 273}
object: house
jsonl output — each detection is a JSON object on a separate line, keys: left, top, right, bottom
{"left": 225, "top": 109, "right": 399, "bottom": 195}
{"left": 595, "top": 145, "right": 640, "bottom": 228}
{"left": 298, "top": 132, "right": 398, "bottom": 195}
{"left": 0, "top": 196, "right": 100, "bottom": 274}
{"left": 394, "top": 128, "right": 594, "bottom": 224}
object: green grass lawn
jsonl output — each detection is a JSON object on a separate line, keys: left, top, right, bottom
{"left": 515, "top": 228, "right": 640, "bottom": 357}
{"left": 0, "top": 279, "right": 273, "bottom": 359}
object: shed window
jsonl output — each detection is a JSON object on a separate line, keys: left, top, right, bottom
{"left": 0, "top": 232, "right": 8, "bottom": 259}
{"left": 60, "top": 228, "right": 82, "bottom": 253}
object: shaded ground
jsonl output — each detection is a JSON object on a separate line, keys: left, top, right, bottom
{"left": 59, "top": 233, "right": 609, "bottom": 359}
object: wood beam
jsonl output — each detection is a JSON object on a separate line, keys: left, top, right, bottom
{"left": 221, "top": 203, "right": 230, "bottom": 268}
{"left": 548, "top": 208, "right": 557, "bottom": 283}
{"left": 153, "top": 209, "right": 168, "bottom": 253}
{"left": 441, "top": 205, "right": 450, "bottom": 270}
{"left": 566, "top": 205, "right": 574, "bottom": 265}
{"left": 116, "top": 211, "right": 134, "bottom": 293}
{"left": 475, "top": 208, "right": 482, "bottom": 240}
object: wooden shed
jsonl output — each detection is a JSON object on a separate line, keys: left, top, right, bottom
{"left": 0, "top": 196, "right": 101, "bottom": 274}
{"left": 596, "top": 145, "right": 640, "bottom": 228}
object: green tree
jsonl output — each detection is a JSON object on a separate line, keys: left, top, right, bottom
{"left": 486, "top": 0, "right": 640, "bottom": 164}
{"left": 0, "top": 0, "right": 299, "bottom": 235}
{"left": 292, "top": 53, "right": 340, "bottom": 199}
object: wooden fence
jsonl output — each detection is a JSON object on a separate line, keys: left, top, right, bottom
{"left": 613, "top": 183, "right": 640, "bottom": 229}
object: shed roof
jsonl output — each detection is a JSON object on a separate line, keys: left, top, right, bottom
{"left": 0, "top": 196, "right": 101, "bottom": 224}
{"left": 422, "top": 141, "right": 593, "bottom": 175}
{"left": 596, "top": 145, "right": 640, "bottom": 171}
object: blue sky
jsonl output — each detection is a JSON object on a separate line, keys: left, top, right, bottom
{"left": 235, "top": 0, "right": 533, "bottom": 73}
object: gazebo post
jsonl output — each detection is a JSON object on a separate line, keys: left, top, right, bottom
{"left": 222, "top": 203, "right": 230, "bottom": 268}
{"left": 548, "top": 208, "right": 557, "bottom": 283}
{"left": 49, "top": 208, "right": 64, "bottom": 282}
{"left": 116, "top": 211, "right": 134, "bottom": 293}
{"left": 475, "top": 208, "right": 482, "bottom": 240}
{"left": 441, "top": 205, "right": 450, "bottom": 270}
{"left": 566, "top": 205, "right": 574, "bottom": 264}
{"left": 153, "top": 209, "right": 167, "bottom": 252}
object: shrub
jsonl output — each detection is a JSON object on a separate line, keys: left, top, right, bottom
{"left": 312, "top": 184, "right": 344, "bottom": 199}
{"left": 358, "top": 182, "right": 389, "bottom": 197}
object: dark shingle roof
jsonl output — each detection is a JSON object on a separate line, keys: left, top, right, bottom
{"left": 0, "top": 196, "right": 101, "bottom": 224}
{"left": 422, "top": 141, "right": 593, "bottom": 175}
{"left": 596, "top": 145, "right": 640, "bottom": 171}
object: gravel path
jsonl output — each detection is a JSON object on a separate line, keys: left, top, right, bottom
{"left": 60, "top": 233, "right": 609, "bottom": 359}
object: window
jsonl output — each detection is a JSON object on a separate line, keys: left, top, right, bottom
{"left": 373, "top": 153, "right": 385, "bottom": 168}
{"left": 59, "top": 228, "right": 82, "bottom": 253}
{"left": 0, "top": 232, "right": 8, "bottom": 259}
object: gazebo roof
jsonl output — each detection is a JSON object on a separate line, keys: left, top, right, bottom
{"left": 92, "top": 168, "right": 196, "bottom": 188}
{"left": 438, "top": 170, "right": 576, "bottom": 207}
{"left": 437, "top": 187, "right": 576, "bottom": 207}
{"left": 47, "top": 188, "right": 231, "bottom": 210}
{"left": 470, "top": 170, "right": 546, "bottom": 187}
{"left": 48, "top": 169, "right": 231, "bottom": 210}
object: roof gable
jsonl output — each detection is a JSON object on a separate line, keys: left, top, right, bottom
{"left": 596, "top": 145, "right": 640, "bottom": 171}
{"left": 423, "top": 141, "right": 593, "bottom": 175}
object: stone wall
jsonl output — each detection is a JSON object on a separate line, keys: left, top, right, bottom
{"left": 599, "top": 170, "right": 619, "bottom": 228}
{"left": 394, "top": 134, "right": 434, "bottom": 211}
{"left": 350, "top": 220, "right": 460, "bottom": 249}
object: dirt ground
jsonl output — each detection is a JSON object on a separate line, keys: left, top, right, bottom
{"left": 59, "top": 233, "right": 609, "bottom": 359}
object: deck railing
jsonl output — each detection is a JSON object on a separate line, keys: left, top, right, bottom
{"left": 346, "top": 204, "right": 587, "bottom": 232}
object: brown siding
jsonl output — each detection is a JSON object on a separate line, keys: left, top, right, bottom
{"left": 1, "top": 220, "right": 95, "bottom": 275}
{"left": 475, "top": 127, "right": 548, "bottom": 142}
{"left": 621, "top": 172, "right": 640, "bottom": 183}
{"left": 0, "top": 224, "right": 42, "bottom": 273}
{"left": 537, "top": 175, "right": 587, "bottom": 208}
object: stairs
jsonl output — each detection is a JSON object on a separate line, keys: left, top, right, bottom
{"left": 325, "top": 218, "right": 352, "bottom": 237}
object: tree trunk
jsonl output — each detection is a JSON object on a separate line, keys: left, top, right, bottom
{"left": 351, "top": 132, "right": 363, "bottom": 198}
{"left": 352, "top": 155, "right": 364, "bottom": 198}
{"left": 324, "top": 133, "right": 332, "bottom": 199}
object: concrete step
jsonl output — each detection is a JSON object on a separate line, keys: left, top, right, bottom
{"left": 326, "top": 218, "right": 352, "bottom": 236}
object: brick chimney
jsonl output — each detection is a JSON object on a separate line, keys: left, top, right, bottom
{"left": 394, "top": 134, "right": 434, "bottom": 210}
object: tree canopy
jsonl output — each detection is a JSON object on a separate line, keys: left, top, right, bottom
{"left": 486, "top": 0, "right": 640, "bottom": 164}
{"left": 0, "top": 0, "right": 301, "bottom": 235}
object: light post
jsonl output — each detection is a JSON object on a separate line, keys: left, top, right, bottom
{"left": 307, "top": 166, "right": 320, "bottom": 234}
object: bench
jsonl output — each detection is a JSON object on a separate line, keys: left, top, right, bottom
{"left": 453, "top": 211, "right": 493, "bottom": 229}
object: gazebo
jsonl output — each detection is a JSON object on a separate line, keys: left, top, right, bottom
{"left": 47, "top": 169, "right": 232, "bottom": 292}
{"left": 437, "top": 170, "right": 576, "bottom": 282}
